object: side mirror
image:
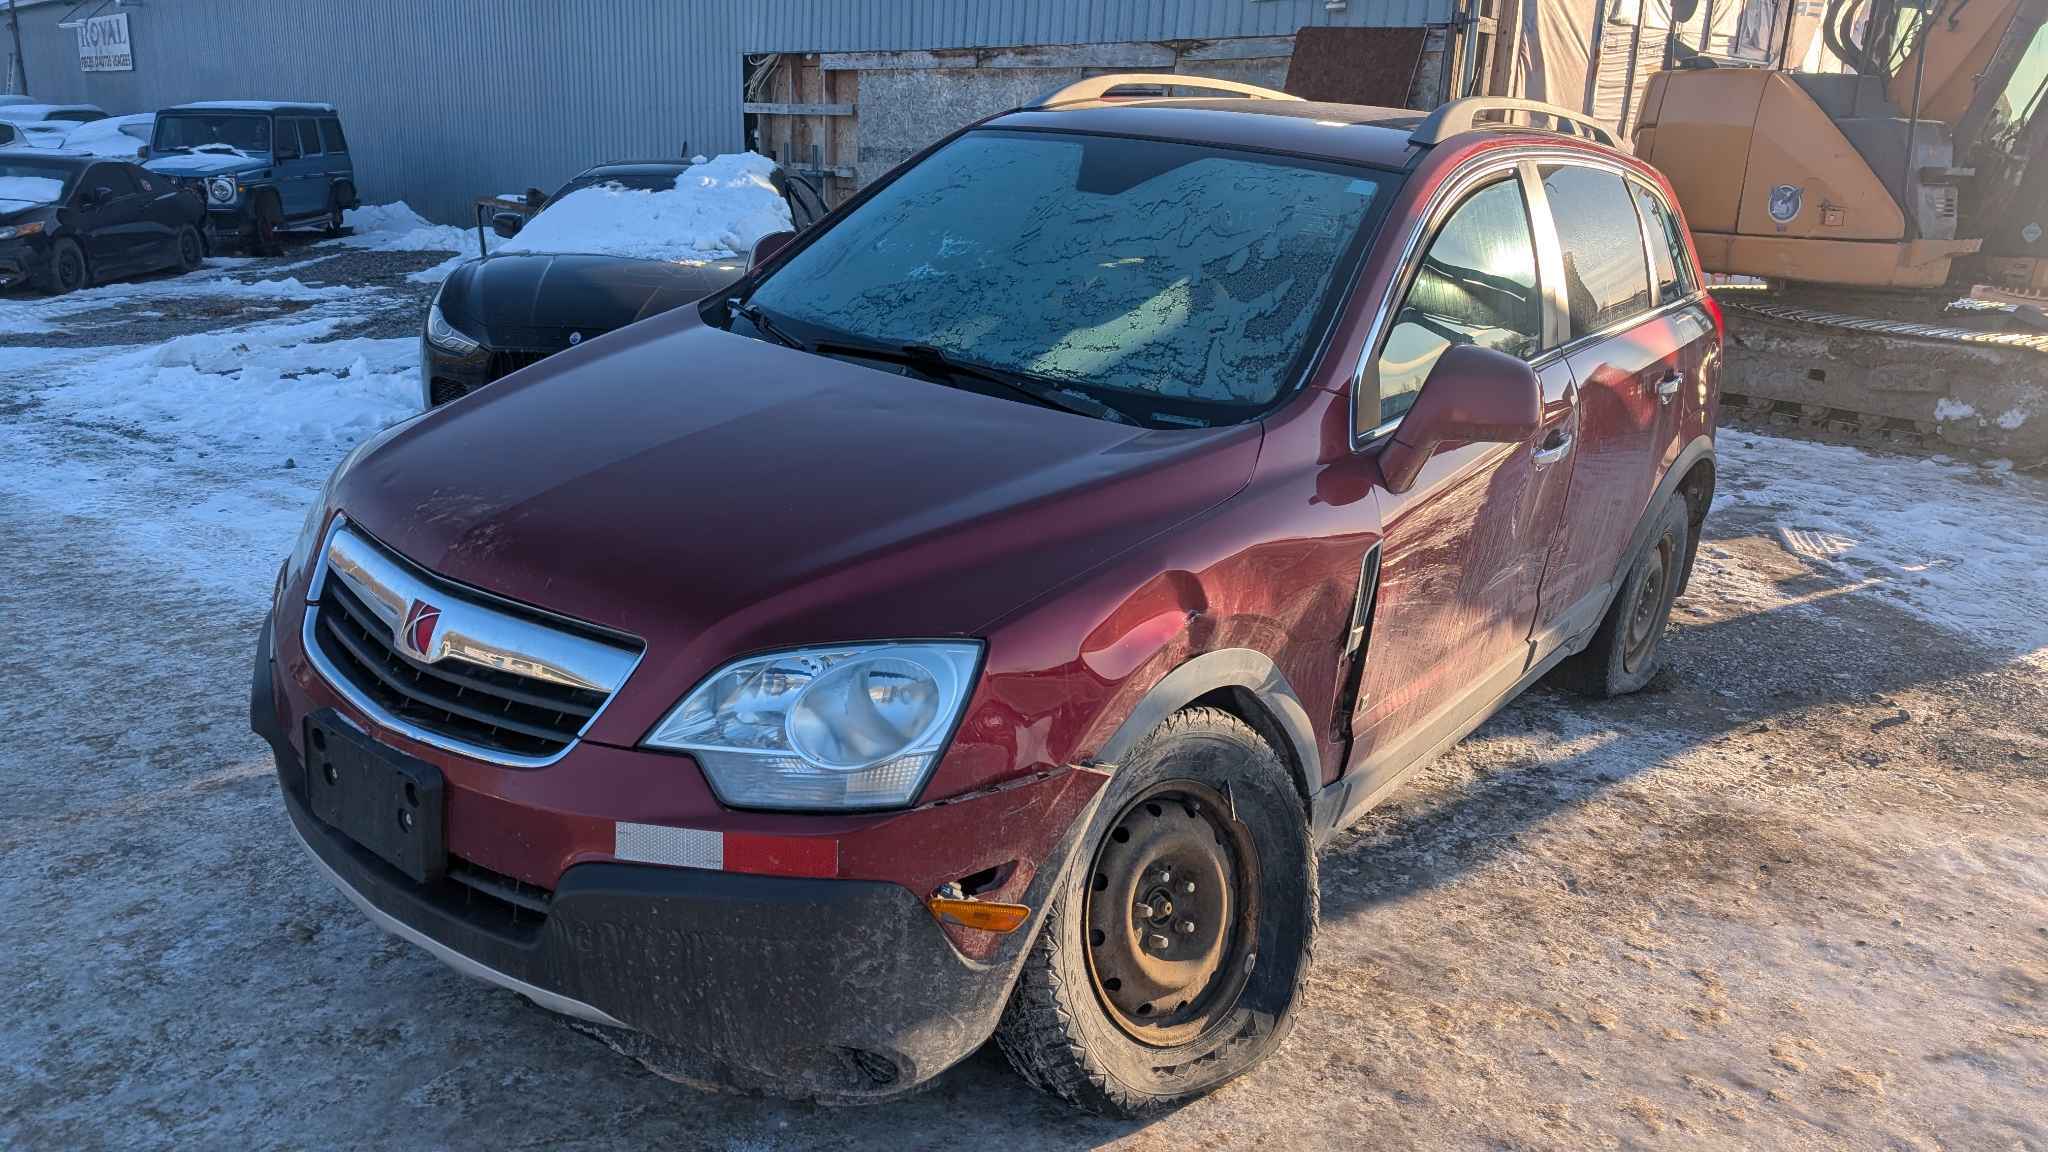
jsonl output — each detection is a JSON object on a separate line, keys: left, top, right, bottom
{"left": 490, "top": 211, "right": 526, "bottom": 239}
{"left": 523, "top": 187, "right": 548, "bottom": 208}
{"left": 1377, "top": 344, "right": 1541, "bottom": 495}
{"left": 80, "top": 185, "right": 114, "bottom": 207}
{"left": 749, "top": 229, "right": 796, "bottom": 271}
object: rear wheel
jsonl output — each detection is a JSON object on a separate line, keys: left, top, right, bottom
{"left": 174, "top": 225, "right": 204, "bottom": 273}
{"left": 994, "top": 707, "right": 1315, "bottom": 1118}
{"left": 1556, "top": 496, "right": 1690, "bottom": 697}
{"left": 36, "top": 239, "right": 87, "bottom": 295}
{"left": 323, "top": 188, "right": 348, "bottom": 237}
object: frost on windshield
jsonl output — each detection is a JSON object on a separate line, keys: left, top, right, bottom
{"left": 0, "top": 175, "right": 65, "bottom": 206}
{"left": 753, "top": 133, "right": 1379, "bottom": 406}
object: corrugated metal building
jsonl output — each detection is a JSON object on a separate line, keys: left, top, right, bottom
{"left": 4, "top": 0, "right": 1465, "bottom": 222}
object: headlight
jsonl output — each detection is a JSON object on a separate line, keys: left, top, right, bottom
{"left": 426, "top": 301, "right": 481, "bottom": 355}
{"left": 0, "top": 221, "right": 45, "bottom": 241}
{"left": 206, "top": 176, "right": 237, "bottom": 204}
{"left": 645, "top": 643, "right": 982, "bottom": 810}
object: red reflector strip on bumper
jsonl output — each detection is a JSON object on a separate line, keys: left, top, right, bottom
{"left": 613, "top": 822, "right": 838, "bottom": 878}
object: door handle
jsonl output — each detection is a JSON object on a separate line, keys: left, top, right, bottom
{"left": 1532, "top": 429, "right": 1573, "bottom": 465}
{"left": 1655, "top": 371, "right": 1684, "bottom": 403}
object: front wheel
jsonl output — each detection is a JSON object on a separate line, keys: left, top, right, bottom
{"left": 36, "top": 238, "right": 87, "bottom": 295}
{"left": 174, "top": 224, "right": 204, "bottom": 273}
{"left": 994, "top": 707, "right": 1315, "bottom": 1118}
{"left": 251, "top": 194, "right": 284, "bottom": 257}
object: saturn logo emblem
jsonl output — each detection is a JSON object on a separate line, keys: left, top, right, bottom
{"left": 568, "top": 331, "right": 583, "bottom": 346}
{"left": 400, "top": 600, "right": 442, "bottom": 660}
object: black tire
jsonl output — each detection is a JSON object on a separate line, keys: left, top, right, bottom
{"left": 251, "top": 193, "right": 284, "bottom": 256}
{"left": 1555, "top": 496, "right": 1690, "bottom": 697}
{"left": 174, "top": 224, "right": 204, "bottom": 273}
{"left": 994, "top": 707, "right": 1315, "bottom": 1118}
{"left": 322, "top": 188, "right": 348, "bottom": 237}
{"left": 35, "top": 238, "right": 87, "bottom": 295}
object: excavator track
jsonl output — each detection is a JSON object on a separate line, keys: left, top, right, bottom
{"left": 1713, "top": 289, "right": 2048, "bottom": 465}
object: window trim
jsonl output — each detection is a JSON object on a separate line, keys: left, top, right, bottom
{"left": 1627, "top": 174, "right": 1697, "bottom": 303}
{"left": 1350, "top": 148, "right": 1706, "bottom": 449}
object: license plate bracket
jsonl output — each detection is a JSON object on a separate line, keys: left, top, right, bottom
{"left": 305, "top": 711, "right": 446, "bottom": 884}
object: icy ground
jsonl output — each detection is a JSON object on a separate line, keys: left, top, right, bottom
{"left": 0, "top": 238, "right": 2044, "bottom": 1149}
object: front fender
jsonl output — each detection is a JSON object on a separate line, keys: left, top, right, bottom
{"left": 1091, "top": 647, "right": 1322, "bottom": 805}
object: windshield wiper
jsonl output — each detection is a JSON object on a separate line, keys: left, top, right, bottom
{"left": 728, "top": 299, "right": 807, "bottom": 351}
{"left": 818, "top": 339, "right": 1135, "bottom": 425}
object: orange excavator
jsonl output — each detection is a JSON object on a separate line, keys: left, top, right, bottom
{"left": 1633, "top": 0, "right": 2048, "bottom": 461}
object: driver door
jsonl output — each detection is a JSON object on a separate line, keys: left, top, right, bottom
{"left": 75, "top": 163, "right": 146, "bottom": 277}
{"left": 1342, "top": 165, "right": 1573, "bottom": 799}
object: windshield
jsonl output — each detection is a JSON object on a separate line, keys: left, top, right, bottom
{"left": 0, "top": 160, "right": 77, "bottom": 206}
{"left": 745, "top": 129, "right": 1386, "bottom": 421}
{"left": 152, "top": 114, "right": 271, "bottom": 156}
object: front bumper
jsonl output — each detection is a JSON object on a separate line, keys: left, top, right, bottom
{"left": 204, "top": 206, "right": 255, "bottom": 245}
{"left": 251, "top": 608, "right": 1104, "bottom": 1099}
{"left": 0, "top": 238, "right": 48, "bottom": 288}
{"left": 419, "top": 334, "right": 493, "bottom": 408}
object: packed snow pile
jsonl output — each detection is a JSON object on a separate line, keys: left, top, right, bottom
{"left": 0, "top": 175, "right": 65, "bottom": 206}
{"left": 34, "top": 318, "right": 419, "bottom": 461}
{"left": 500, "top": 152, "right": 791, "bottom": 262}
{"left": 57, "top": 113, "right": 153, "bottom": 159}
{"left": 339, "top": 202, "right": 476, "bottom": 255}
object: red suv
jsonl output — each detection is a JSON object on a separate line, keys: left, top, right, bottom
{"left": 251, "top": 78, "right": 1719, "bottom": 1117}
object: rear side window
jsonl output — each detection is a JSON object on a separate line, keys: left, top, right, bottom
{"left": 1632, "top": 182, "right": 1694, "bottom": 305}
{"left": 320, "top": 118, "right": 348, "bottom": 154}
{"left": 296, "top": 119, "right": 322, "bottom": 156}
{"left": 1540, "top": 164, "right": 1651, "bottom": 336}
{"left": 1372, "top": 177, "right": 1542, "bottom": 427}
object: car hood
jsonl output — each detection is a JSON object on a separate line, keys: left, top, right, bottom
{"left": 439, "top": 251, "right": 744, "bottom": 340}
{"left": 144, "top": 152, "right": 269, "bottom": 177}
{"left": 338, "top": 308, "right": 1259, "bottom": 718}
{"left": 0, "top": 200, "right": 57, "bottom": 224}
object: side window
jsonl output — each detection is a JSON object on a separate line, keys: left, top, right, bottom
{"left": 297, "top": 118, "right": 322, "bottom": 157}
{"left": 1540, "top": 164, "right": 1652, "bottom": 336}
{"left": 85, "top": 164, "right": 138, "bottom": 197}
{"left": 1371, "top": 177, "right": 1542, "bottom": 428}
{"left": 1632, "top": 181, "right": 1695, "bottom": 305}
{"left": 320, "top": 118, "right": 348, "bottom": 155}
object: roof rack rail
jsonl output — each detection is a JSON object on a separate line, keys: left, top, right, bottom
{"left": 1028, "top": 73, "right": 1302, "bottom": 110}
{"left": 1410, "top": 97, "right": 1617, "bottom": 148}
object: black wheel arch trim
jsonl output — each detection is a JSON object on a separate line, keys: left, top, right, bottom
{"left": 1609, "top": 434, "right": 1714, "bottom": 616}
{"left": 1092, "top": 648, "right": 1322, "bottom": 806}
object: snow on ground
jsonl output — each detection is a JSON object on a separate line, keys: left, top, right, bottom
{"left": 499, "top": 151, "right": 791, "bottom": 262}
{"left": 1717, "top": 433, "right": 2048, "bottom": 655}
{"left": 0, "top": 267, "right": 345, "bottom": 336}
{"left": 335, "top": 202, "right": 485, "bottom": 284}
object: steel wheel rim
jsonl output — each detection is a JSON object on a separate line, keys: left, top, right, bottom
{"left": 57, "top": 248, "right": 82, "bottom": 290}
{"left": 1624, "top": 537, "right": 1671, "bottom": 671}
{"left": 1082, "top": 780, "right": 1259, "bottom": 1047}
{"left": 180, "top": 230, "right": 201, "bottom": 265}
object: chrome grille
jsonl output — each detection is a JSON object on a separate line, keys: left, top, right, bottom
{"left": 304, "top": 524, "right": 641, "bottom": 766}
